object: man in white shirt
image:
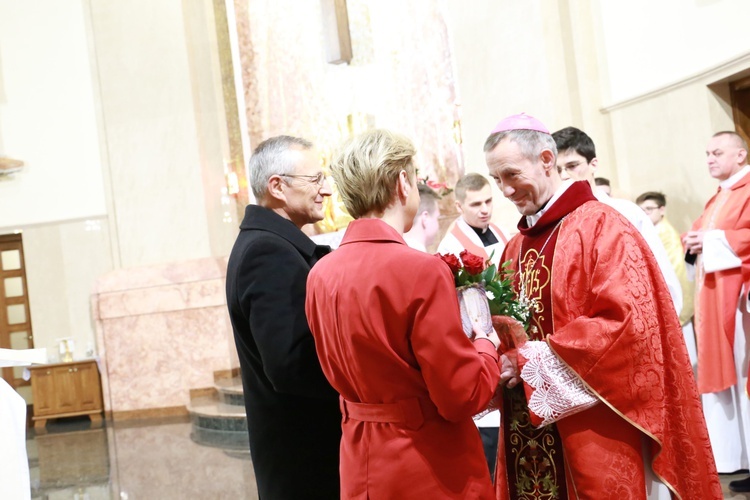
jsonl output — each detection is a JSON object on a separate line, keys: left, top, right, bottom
{"left": 552, "top": 126, "right": 683, "bottom": 316}
{"left": 403, "top": 184, "right": 441, "bottom": 252}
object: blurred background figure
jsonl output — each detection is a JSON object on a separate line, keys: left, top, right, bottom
{"left": 552, "top": 126, "right": 683, "bottom": 316}
{"left": 636, "top": 191, "right": 696, "bottom": 363}
{"left": 635, "top": 191, "right": 694, "bottom": 325}
{"left": 403, "top": 184, "right": 442, "bottom": 252}
{"left": 594, "top": 176, "right": 611, "bottom": 196}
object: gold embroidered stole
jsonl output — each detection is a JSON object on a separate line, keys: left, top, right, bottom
{"left": 502, "top": 220, "right": 567, "bottom": 500}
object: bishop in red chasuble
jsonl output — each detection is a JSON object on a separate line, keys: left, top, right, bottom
{"left": 484, "top": 114, "right": 721, "bottom": 500}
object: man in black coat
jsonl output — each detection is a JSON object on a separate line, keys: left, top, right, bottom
{"left": 226, "top": 136, "right": 341, "bottom": 499}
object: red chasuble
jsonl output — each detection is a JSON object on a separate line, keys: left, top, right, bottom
{"left": 496, "top": 181, "right": 721, "bottom": 500}
{"left": 690, "top": 173, "right": 750, "bottom": 395}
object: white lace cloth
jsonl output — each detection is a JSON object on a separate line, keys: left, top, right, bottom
{"left": 519, "top": 341, "right": 598, "bottom": 427}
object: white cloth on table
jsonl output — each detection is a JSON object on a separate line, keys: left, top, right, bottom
{"left": 0, "top": 377, "right": 30, "bottom": 500}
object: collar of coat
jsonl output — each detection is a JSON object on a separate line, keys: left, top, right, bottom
{"left": 339, "top": 218, "right": 406, "bottom": 246}
{"left": 239, "top": 204, "right": 328, "bottom": 258}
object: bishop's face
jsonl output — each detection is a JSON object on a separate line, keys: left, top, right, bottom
{"left": 486, "top": 138, "right": 557, "bottom": 216}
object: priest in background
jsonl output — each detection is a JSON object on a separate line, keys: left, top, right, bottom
{"left": 684, "top": 131, "right": 750, "bottom": 493}
{"left": 636, "top": 191, "right": 696, "bottom": 365}
{"left": 485, "top": 113, "right": 720, "bottom": 499}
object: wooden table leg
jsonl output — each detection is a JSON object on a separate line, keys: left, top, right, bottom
{"left": 33, "top": 419, "right": 48, "bottom": 434}
{"left": 89, "top": 413, "right": 103, "bottom": 428}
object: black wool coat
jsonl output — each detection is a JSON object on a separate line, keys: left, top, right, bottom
{"left": 226, "top": 204, "right": 341, "bottom": 499}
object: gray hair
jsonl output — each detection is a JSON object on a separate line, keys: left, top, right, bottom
{"left": 713, "top": 131, "right": 749, "bottom": 152}
{"left": 483, "top": 129, "right": 557, "bottom": 161}
{"left": 249, "top": 135, "right": 314, "bottom": 200}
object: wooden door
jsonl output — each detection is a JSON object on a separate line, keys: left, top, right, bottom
{"left": 53, "top": 365, "right": 80, "bottom": 414}
{"left": 76, "top": 361, "right": 102, "bottom": 411}
{"left": 30, "top": 367, "right": 57, "bottom": 417}
{"left": 731, "top": 76, "right": 750, "bottom": 145}
{"left": 0, "top": 233, "right": 34, "bottom": 391}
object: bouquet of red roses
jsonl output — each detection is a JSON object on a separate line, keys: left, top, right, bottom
{"left": 438, "top": 250, "right": 531, "bottom": 324}
{"left": 438, "top": 250, "right": 531, "bottom": 416}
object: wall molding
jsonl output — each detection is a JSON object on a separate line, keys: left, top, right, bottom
{"left": 602, "top": 50, "right": 750, "bottom": 113}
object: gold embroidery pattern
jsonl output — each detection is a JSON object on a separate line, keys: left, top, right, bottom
{"left": 505, "top": 386, "right": 566, "bottom": 499}
{"left": 520, "top": 250, "right": 550, "bottom": 340}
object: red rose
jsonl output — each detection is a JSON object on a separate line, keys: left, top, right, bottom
{"left": 425, "top": 180, "right": 447, "bottom": 190}
{"left": 460, "top": 250, "right": 486, "bottom": 276}
{"left": 437, "top": 253, "right": 462, "bottom": 275}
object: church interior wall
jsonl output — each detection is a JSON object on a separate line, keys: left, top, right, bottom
{"left": 0, "top": 0, "right": 243, "bottom": 398}
{"left": 0, "top": 0, "right": 107, "bottom": 229}
{"left": 597, "top": 0, "right": 750, "bottom": 105}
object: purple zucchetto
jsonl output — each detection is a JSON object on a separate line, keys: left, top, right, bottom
{"left": 490, "top": 113, "right": 550, "bottom": 135}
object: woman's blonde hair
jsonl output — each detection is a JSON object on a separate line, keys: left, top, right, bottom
{"left": 330, "top": 129, "right": 417, "bottom": 219}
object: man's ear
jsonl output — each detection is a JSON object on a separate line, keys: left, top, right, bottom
{"left": 454, "top": 200, "right": 463, "bottom": 214}
{"left": 738, "top": 148, "right": 748, "bottom": 165}
{"left": 267, "top": 175, "right": 286, "bottom": 202}
{"left": 419, "top": 211, "right": 429, "bottom": 229}
{"left": 589, "top": 157, "right": 599, "bottom": 173}
{"left": 540, "top": 149, "right": 556, "bottom": 174}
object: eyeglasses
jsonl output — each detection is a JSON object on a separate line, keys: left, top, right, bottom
{"left": 640, "top": 205, "right": 661, "bottom": 212}
{"left": 280, "top": 172, "right": 326, "bottom": 186}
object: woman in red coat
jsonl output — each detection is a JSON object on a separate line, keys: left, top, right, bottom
{"left": 306, "top": 129, "right": 510, "bottom": 499}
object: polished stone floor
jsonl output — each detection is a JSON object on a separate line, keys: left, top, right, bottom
{"left": 725, "top": 473, "right": 750, "bottom": 500}
{"left": 27, "top": 416, "right": 257, "bottom": 500}
{"left": 23, "top": 415, "right": 750, "bottom": 499}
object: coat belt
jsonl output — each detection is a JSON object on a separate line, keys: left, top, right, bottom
{"left": 339, "top": 396, "right": 440, "bottom": 430}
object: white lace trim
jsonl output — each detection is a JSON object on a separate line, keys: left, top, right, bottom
{"left": 519, "top": 341, "right": 598, "bottom": 427}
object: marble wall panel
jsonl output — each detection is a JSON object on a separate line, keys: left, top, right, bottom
{"left": 93, "top": 258, "right": 235, "bottom": 413}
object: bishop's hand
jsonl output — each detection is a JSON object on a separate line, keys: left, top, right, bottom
{"left": 500, "top": 352, "right": 520, "bottom": 388}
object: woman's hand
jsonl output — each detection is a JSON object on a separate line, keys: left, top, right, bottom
{"left": 472, "top": 323, "right": 500, "bottom": 350}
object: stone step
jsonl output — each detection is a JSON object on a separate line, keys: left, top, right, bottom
{"left": 187, "top": 395, "right": 247, "bottom": 433}
{"left": 214, "top": 377, "right": 245, "bottom": 407}
{"left": 190, "top": 427, "right": 250, "bottom": 452}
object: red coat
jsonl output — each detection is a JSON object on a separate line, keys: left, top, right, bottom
{"left": 306, "top": 219, "right": 501, "bottom": 499}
